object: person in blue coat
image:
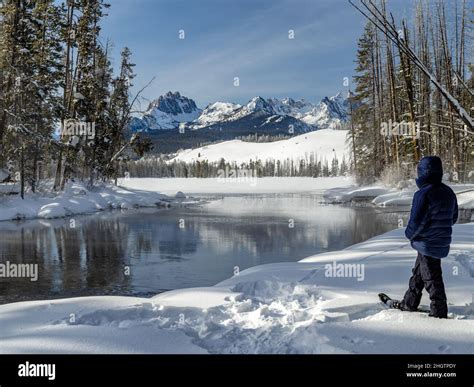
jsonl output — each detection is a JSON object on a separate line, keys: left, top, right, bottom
{"left": 400, "top": 156, "right": 458, "bottom": 318}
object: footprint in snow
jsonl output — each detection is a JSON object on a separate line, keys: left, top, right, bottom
{"left": 341, "top": 335, "right": 375, "bottom": 346}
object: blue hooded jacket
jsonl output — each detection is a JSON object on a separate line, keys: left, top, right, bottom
{"left": 405, "top": 156, "right": 458, "bottom": 258}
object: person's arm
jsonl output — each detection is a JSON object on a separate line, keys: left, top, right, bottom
{"left": 452, "top": 195, "right": 458, "bottom": 225}
{"left": 405, "top": 190, "right": 429, "bottom": 241}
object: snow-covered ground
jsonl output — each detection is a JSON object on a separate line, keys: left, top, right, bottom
{"left": 0, "top": 181, "right": 182, "bottom": 222}
{"left": 371, "top": 185, "right": 474, "bottom": 209}
{"left": 119, "top": 176, "right": 354, "bottom": 195}
{"left": 170, "top": 129, "right": 348, "bottom": 165}
{"left": 1, "top": 223, "right": 472, "bottom": 354}
{"left": 324, "top": 183, "right": 474, "bottom": 209}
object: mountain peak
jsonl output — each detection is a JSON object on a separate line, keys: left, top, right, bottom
{"left": 164, "top": 90, "right": 181, "bottom": 98}
{"left": 241, "top": 96, "right": 275, "bottom": 115}
{"left": 195, "top": 101, "right": 242, "bottom": 127}
{"left": 310, "top": 92, "right": 349, "bottom": 127}
{"left": 131, "top": 92, "right": 202, "bottom": 130}
{"left": 148, "top": 91, "right": 197, "bottom": 114}
{"left": 329, "top": 91, "right": 348, "bottom": 105}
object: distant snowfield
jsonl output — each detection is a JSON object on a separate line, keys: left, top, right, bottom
{"left": 120, "top": 177, "right": 474, "bottom": 212}
{"left": 120, "top": 176, "right": 354, "bottom": 195}
{"left": 0, "top": 223, "right": 472, "bottom": 354}
{"left": 170, "top": 129, "right": 348, "bottom": 165}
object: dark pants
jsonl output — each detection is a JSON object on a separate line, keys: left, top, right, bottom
{"left": 402, "top": 252, "right": 448, "bottom": 318}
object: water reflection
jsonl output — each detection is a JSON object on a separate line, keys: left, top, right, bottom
{"left": 0, "top": 195, "right": 410, "bottom": 304}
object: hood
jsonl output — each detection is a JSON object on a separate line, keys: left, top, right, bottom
{"left": 416, "top": 156, "right": 443, "bottom": 188}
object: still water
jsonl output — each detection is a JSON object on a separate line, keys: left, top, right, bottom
{"left": 0, "top": 194, "right": 411, "bottom": 304}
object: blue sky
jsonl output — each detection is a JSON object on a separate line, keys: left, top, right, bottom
{"left": 101, "top": 0, "right": 415, "bottom": 108}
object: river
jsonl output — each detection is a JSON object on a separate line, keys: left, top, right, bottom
{"left": 0, "top": 193, "right": 413, "bottom": 304}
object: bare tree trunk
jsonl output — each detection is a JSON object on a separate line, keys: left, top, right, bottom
{"left": 20, "top": 146, "right": 25, "bottom": 199}
{"left": 54, "top": 1, "right": 75, "bottom": 191}
{"left": 348, "top": 88, "right": 357, "bottom": 172}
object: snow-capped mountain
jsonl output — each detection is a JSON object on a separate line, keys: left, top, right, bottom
{"left": 266, "top": 97, "right": 313, "bottom": 116}
{"left": 190, "top": 94, "right": 349, "bottom": 130}
{"left": 189, "top": 96, "right": 315, "bottom": 134}
{"left": 130, "top": 91, "right": 202, "bottom": 131}
{"left": 130, "top": 91, "right": 351, "bottom": 153}
{"left": 233, "top": 96, "right": 277, "bottom": 118}
{"left": 194, "top": 102, "right": 242, "bottom": 128}
{"left": 302, "top": 93, "right": 350, "bottom": 128}
{"left": 131, "top": 91, "right": 350, "bottom": 133}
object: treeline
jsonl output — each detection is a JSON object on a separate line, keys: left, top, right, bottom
{"left": 0, "top": 0, "right": 150, "bottom": 198}
{"left": 236, "top": 133, "right": 300, "bottom": 143}
{"left": 350, "top": 0, "right": 473, "bottom": 184}
{"left": 126, "top": 154, "right": 350, "bottom": 178}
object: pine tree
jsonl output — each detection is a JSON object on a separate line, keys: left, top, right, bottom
{"left": 351, "top": 22, "right": 378, "bottom": 183}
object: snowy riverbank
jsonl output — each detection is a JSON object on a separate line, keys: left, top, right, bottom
{"left": 0, "top": 222, "right": 472, "bottom": 354}
{"left": 0, "top": 181, "right": 187, "bottom": 222}
{"left": 324, "top": 182, "right": 474, "bottom": 209}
